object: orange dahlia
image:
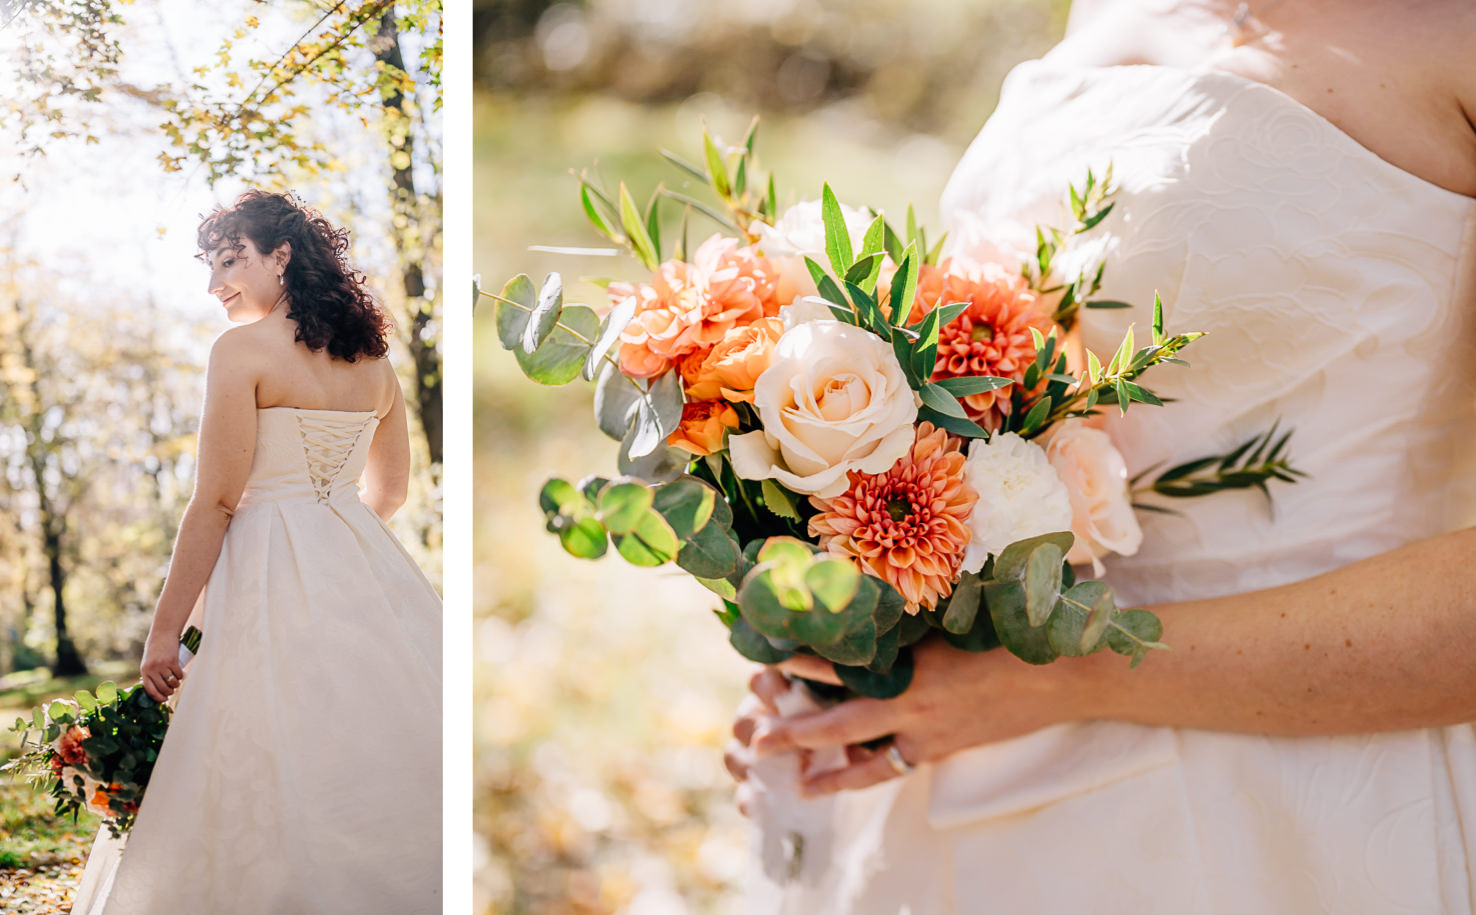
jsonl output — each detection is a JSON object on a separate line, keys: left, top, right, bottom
{"left": 808, "top": 422, "right": 977, "bottom": 613}
{"left": 911, "top": 259, "right": 1056, "bottom": 430}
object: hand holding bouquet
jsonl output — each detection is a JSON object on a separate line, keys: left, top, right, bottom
{"left": 4, "top": 626, "right": 203, "bottom": 837}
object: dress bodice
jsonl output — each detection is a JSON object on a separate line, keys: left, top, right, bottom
{"left": 236, "top": 407, "right": 380, "bottom": 508}
{"left": 940, "top": 61, "right": 1476, "bottom": 604}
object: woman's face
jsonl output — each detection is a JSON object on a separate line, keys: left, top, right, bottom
{"left": 206, "top": 237, "right": 286, "bottom": 323}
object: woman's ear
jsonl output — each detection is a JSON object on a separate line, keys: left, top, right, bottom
{"left": 272, "top": 240, "right": 292, "bottom": 272}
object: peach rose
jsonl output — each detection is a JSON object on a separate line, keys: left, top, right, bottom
{"left": 616, "top": 234, "right": 779, "bottom": 380}
{"left": 55, "top": 724, "right": 90, "bottom": 766}
{"left": 668, "top": 400, "right": 740, "bottom": 455}
{"left": 682, "top": 316, "right": 785, "bottom": 403}
{"left": 729, "top": 320, "right": 917, "bottom": 498}
{"left": 1044, "top": 420, "right": 1142, "bottom": 574}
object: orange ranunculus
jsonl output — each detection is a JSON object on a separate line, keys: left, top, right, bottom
{"left": 681, "top": 316, "right": 786, "bottom": 403}
{"left": 667, "top": 400, "right": 741, "bottom": 456}
{"left": 910, "top": 259, "right": 1057, "bottom": 430}
{"left": 615, "top": 234, "right": 780, "bottom": 380}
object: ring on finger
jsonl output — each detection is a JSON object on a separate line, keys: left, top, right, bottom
{"left": 884, "top": 742, "right": 915, "bottom": 777}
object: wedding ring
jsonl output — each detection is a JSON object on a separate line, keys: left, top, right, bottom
{"left": 884, "top": 743, "right": 914, "bottom": 777}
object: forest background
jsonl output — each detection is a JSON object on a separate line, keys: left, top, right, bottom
{"left": 474, "top": 1, "right": 1067, "bottom": 912}
{"left": 0, "top": 1, "right": 442, "bottom": 906}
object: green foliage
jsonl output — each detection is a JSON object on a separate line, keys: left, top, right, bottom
{"left": 1137, "top": 421, "right": 1308, "bottom": 507}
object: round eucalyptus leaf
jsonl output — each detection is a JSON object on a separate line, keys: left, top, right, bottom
{"left": 496, "top": 274, "right": 536, "bottom": 349}
{"left": 651, "top": 477, "right": 717, "bottom": 538}
{"left": 625, "top": 370, "right": 684, "bottom": 459}
{"left": 613, "top": 510, "right": 680, "bottom": 566}
{"left": 582, "top": 297, "right": 636, "bottom": 381}
{"left": 597, "top": 481, "right": 654, "bottom": 534}
{"left": 675, "top": 521, "right": 741, "bottom": 579}
{"left": 521, "top": 272, "right": 564, "bottom": 354}
{"left": 557, "top": 517, "right": 608, "bottom": 559}
{"left": 1024, "top": 543, "right": 1064, "bottom": 627}
{"left": 994, "top": 531, "right": 1076, "bottom": 582}
{"left": 594, "top": 361, "right": 642, "bottom": 441}
{"left": 985, "top": 580, "right": 1059, "bottom": 665}
{"left": 805, "top": 558, "right": 860, "bottom": 613}
{"left": 514, "top": 303, "right": 597, "bottom": 386}
{"left": 835, "top": 648, "right": 914, "bottom": 699}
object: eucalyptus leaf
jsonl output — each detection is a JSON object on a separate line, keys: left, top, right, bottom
{"left": 613, "top": 510, "right": 680, "bottom": 566}
{"left": 942, "top": 572, "right": 985, "bottom": 634}
{"left": 993, "top": 531, "right": 1075, "bottom": 581}
{"left": 594, "top": 361, "right": 642, "bottom": 440}
{"left": 522, "top": 273, "right": 563, "bottom": 354}
{"left": 557, "top": 517, "right": 608, "bottom": 559}
{"left": 651, "top": 477, "right": 716, "bottom": 538}
{"left": 834, "top": 648, "right": 914, "bottom": 699}
{"left": 985, "top": 580, "right": 1059, "bottom": 665}
{"left": 495, "top": 274, "right": 536, "bottom": 349}
{"left": 728, "top": 615, "right": 794, "bottom": 664}
{"left": 676, "top": 521, "right": 742, "bottom": 579}
{"left": 625, "top": 370, "right": 684, "bottom": 459}
{"left": 514, "top": 304, "right": 597, "bottom": 386}
{"left": 582, "top": 297, "right": 636, "bottom": 381}
{"left": 596, "top": 481, "right": 654, "bottom": 534}
{"left": 1023, "top": 543, "right": 1064, "bottom": 627}
{"left": 812, "top": 619, "right": 877, "bottom": 667}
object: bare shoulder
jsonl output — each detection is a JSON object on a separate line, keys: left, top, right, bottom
{"left": 370, "top": 354, "right": 403, "bottom": 416}
{"left": 1440, "top": 4, "right": 1476, "bottom": 138}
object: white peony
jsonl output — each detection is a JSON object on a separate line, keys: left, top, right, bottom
{"left": 754, "top": 200, "right": 872, "bottom": 303}
{"left": 1044, "top": 420, "right": 1142, "bottom": 574}
{"left": 960, "top": 432, "right": 1075, "bottom": 573}
{"left": 777, "top": 294, "right": 836, "bottom": 330}
{"left": 729, "top": 320, "right": 917, "bottom": 499}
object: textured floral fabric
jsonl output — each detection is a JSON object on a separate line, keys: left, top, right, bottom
{"left": 71, "top": 407, "right": 442, "bottom": 915}
{"left": 749, "top": 61, "right": 1476, "bottom": 914}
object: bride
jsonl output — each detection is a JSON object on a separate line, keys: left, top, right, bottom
{"left": 729, "top": 0, "right": 1476, "bottom": 911}
{"left": 70, "top": 190, "right": 442, "bottom": 914}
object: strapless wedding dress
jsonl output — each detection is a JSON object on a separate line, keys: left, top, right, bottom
{"left": 751, "top": 60, "right": 1476, "bottom": 914}
{"left": 69, "top": 407, "right": 443, "bottom": 914}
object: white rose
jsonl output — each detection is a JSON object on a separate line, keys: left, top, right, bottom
{"left": 729, "top": 320, "right": 917, "bottom": 499}
{"left": 960, "top": 432, "right": 1074, "bottom": 573}
{"left": 754, "top": 200, "right": 871, "bottom": 303}
{"left": 1044, "top": 420, "right": 1142, "bottom": 574}
{"left": 777, "top": 294, "right": 836, "bottom": 330}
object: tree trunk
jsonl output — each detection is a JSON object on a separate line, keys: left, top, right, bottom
{"left": 373, "top": 9, "right": 442, "bottom": 467}
{"left": 43, "top": 506, "right": 86, "bottom": 676}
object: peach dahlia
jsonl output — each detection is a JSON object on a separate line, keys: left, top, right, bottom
{"left": 808, "top": 422, "right": 978, "bottom": 613}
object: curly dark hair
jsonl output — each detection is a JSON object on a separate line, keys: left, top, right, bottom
{"left": 197, "top": 190, "right": 391, "bottom": 362}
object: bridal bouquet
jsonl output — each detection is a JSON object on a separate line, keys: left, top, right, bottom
{"left": 4, "top": 626, "right": 203, "bottom": 838}
{"left": 479, "top": 123, "right": 1301, "bottom": 699}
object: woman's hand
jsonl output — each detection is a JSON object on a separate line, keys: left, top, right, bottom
{"left": 140, "top": 633, "right": 186, "bottom": 702}
{"left": 742, "top": 639, "right": 1087, "bottom": 797}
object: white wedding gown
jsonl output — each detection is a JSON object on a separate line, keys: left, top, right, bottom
{"left": 70, "top": 407, "right": 443, "bottom": 914}
{"left": 751, "top": 60, "right": 1476, "bottom": 914}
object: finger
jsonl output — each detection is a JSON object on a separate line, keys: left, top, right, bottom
{"left": 735, "top": 782, "right": 758, "bottom": 818}
{"left": 777, "top": 655, "right": 842, "bottom": 686}
{"left": 803, "top": 748, "right": 906, "bottom": 796}
{"left": 748, "top": 668, "right": 789, "bottom": 712}
{"left": 724, "top": 739, "right": 751, "bottom": 782}
{"left": 753, "top": 698, "right": 899, "bottom": 756}
{"left": 142, "top": 676, "right": 166, "bottom": 703}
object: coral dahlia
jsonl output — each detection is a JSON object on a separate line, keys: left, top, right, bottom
{"left": 808, "top": 422, "right": 978, "bottom": 613}
{"left": 911, "top": 259, "right": 1056, "bottom": 430}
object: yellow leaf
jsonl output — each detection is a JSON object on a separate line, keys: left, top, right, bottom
{"left": 245, "top": 16, "right": 259, "bottom": 27}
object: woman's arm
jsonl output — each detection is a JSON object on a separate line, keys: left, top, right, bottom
{"left": 140, "top": 331, "right": 259, "bottom": 701}
{"left": 749, "top": 524, "right": 1476, "bottom": 794}
{"left": 361, "top": 361, "right": 410, "bottom": 521}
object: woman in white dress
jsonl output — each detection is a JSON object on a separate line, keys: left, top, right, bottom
{"left": 70, "top": 190, "right": 442, "bottom": 914}
{"left": 729, "top": 1, "right": 1476, "bottom": 911}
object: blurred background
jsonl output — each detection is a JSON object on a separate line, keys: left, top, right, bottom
{"left": 473, "top": 1, "right": 1068, "bottom": 912}
{"left": 0, "top": 2, "right": 440, "bottom": 909}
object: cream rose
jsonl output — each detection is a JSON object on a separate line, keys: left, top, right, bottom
{"left": 754, "top": 200, "right": 871, "bottom": 303}
{"left": 1044, "top": 420, "right": 1142, "bottom": 574}
{"left": 960, "top": 432, "right": 1074, "bottom": 573}
{"left": 729, "top": 320, "right": 917, "bottom": 498}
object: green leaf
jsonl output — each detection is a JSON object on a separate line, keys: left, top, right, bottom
{"left": 581, "top": 182, "right": 622, "bottom": 242}
{"left": 934, "top": 375, "right": 1012, "bottom": 396}
{"left": 659, "top": 148, "right": 708, "bottom": 183}
{"left": 941, "top": 572, "right": 984, "bottom": 634}
{"left": 514, "top": 304, "right": 597, "bottom": 386}
{"left": 522, "top": 273, "right": 563, "bottom": 354}
{"left": 593, "top": 361, "right": 641, "bottom": 440}
{"left": 613, "top": 510, "right": 680, "bottom": 566}
{"left": 887, "top": 244, "right": 919, "bottom": 326}
{"left": 1019, "top": 396, "right": 1052, "bottom": 436}
{"left": 1151, "top": 292, "right": 1164, "bottom": 344}
{"left": 676, "top": 522, "right": 742, "bottom": 579}
{"left": 994, "top": 531, "right": 1076, "bottom": 581}
{"left": 844, "top": 252, "right": 883, "bottom": 290}
{"left": 805, "top": 559, "right": 860, "bottom": 612}
{"left": 919, "top": 382, "right": 969, "bottom": 419}
{"left": 760, "top": 478, "right": 802, "bottom": 521}
{"left": 882, "top": 220, "right": 906, "bottom": 266}
{"left": 644, "top": 186, "right": 663, "bottom": 260}
{"left": 597, "top": 482, "right": 654, "bottom": 534}
{"left": 985, "top": 580, "right": 1059, "bottom": 665}
{"left": 703, "top": 130, "right": 732, "bottom": 198}
{"left": 697, "top": 576, "right": 738, "bottom": 601}
{"left": 651, "top": 477, "right": 716, "bottom": 538}
{"left": 538, "top": 477, "right": 587, "bottom": 517}
{"left": 582, "top": 298, "right": 635, "bottom": 381}
{"left": 812, "top": 618, "right": 878, "bottom": 667}
{"left": 495, "top": 274, "right": 536, "bottom": 350}
{"left": 619, "top": 182, "right": 660, "bottom": 269}
{"left": 624, "top": 370, "right": 684, "bottom": 459}
{"left": 1023, "top": 543, "right": 1064, "bottom": 626}
{"left": 46, "top": 701, "right": 71, "bottom": 722}
{"left": 835, "top": 648, "right": 914, "bottom": 698}
{"left": 728, "top": 615, "right": 793, "bottom": 664}
{"left": 1107, "top": 608, "right": 1166, "bottom": 667}
{"left": 558, "top": 517, "right": 608, "bottom": 559}
{"left": 916, "top": 405, "right": 989, "bottom": 438}
{"left": 1071, "top": 580, "right": 1118, "bottom": 655}
{"left": 821, "top": 183, "right": 854, "bottom": 277}
{"left": 74, "top": 691, "right": 97, "bottom": 712}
